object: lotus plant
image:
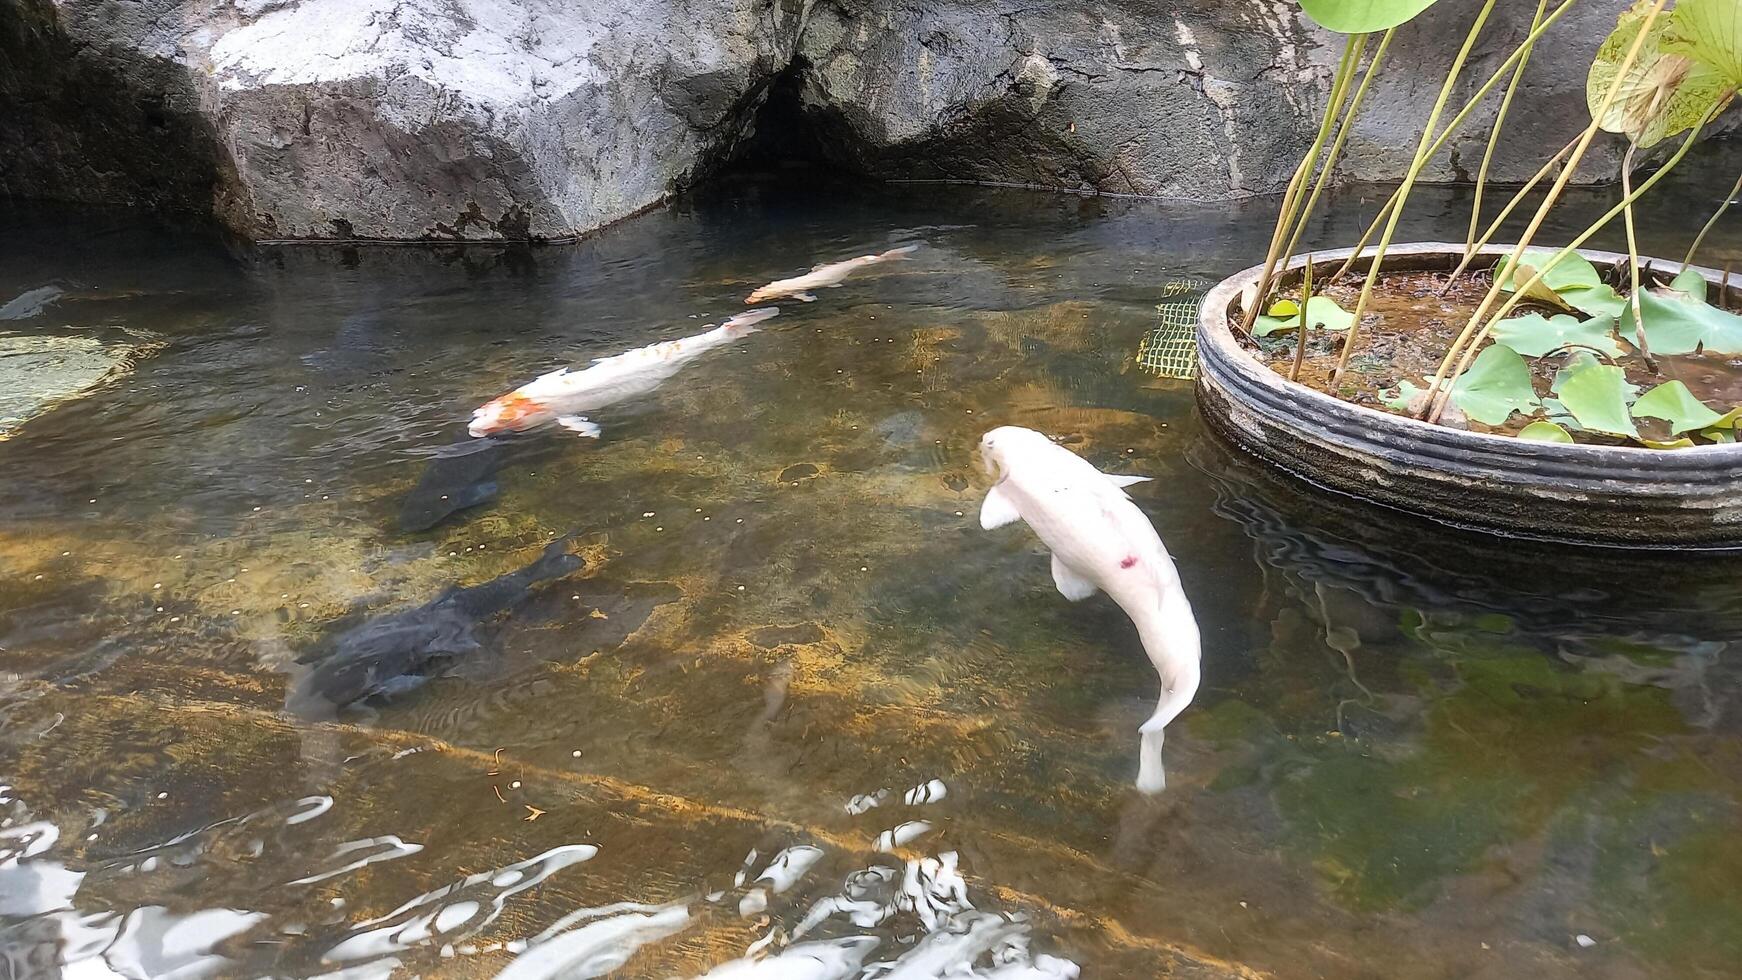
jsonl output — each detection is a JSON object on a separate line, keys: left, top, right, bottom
{"left": 1244, "top": 0, "right": 1742, "bottom": 449}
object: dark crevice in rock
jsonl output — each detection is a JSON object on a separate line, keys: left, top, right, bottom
{"left": 0, "top": 0, "right": 244, "bottom": 223}
{"left": 700, "top": 57, "right": 875, "bottom": 184}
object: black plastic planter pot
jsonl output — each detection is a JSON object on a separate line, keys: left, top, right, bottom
{"left": 1195, "top": 242, "right": 1742, "bottom": 550}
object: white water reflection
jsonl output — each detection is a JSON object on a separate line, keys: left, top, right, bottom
{"left": 494, "top": 903, "right": 690, "bottom": 980}
{"left": 3, "top": 755, "right": 1076, "bottom": 979}
{"left": 322, "top": 844, "right": 598, "bottom": 963}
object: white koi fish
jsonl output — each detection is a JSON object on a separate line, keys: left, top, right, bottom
{"left": 977, "top": 425, "right": 1201, "bottom": 794}
{"left": 745, "top": 245, "right": 919, "bottom": 304}
{"left": 468, "top": 307, "right": 779, "bottom": 438}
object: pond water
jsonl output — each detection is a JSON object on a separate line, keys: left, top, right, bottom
{"left": 3, "top": 165, "right": 1742, "bottom": 980}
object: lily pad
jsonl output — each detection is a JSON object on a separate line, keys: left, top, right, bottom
{"left": 1380, "top": 379, "right": 1427, "bottom": 414}
{"left": 1299, "top": 0, "right": 1442, "bottom": 33}
{"left": 1670, "top": 267, "right": 1709, "bottom": 300}
{"left": 1500, "top": 250, "right": 1604, "bottom": 293}
{"left": 1631, "top": 380, "right": 1725, "bottom": 433}
{"left": 1498, "top": 252, "right": 1624, "bottom": 316}
{"left": 1518, "top": 420, "right": 1575, "bottom": 444}
{"left": 1383, "top": 346, "right": 1540, "bottom": 426}
{"left": 1490, "top": 313, "right": 1624, "bottom": 358}
{"left": 1450, "top": 344, "right": 1541, "bottom": 426}
{"left": 1552, "top": 354, "right": 1639, "bottom": 437}
{"left": 1620, "top": 284, "right": 1742, "bottom": 355}
{"left": 1638, "top": 435, "right": 1697, "bottom": 449}
{"left": 1253, "top": 296, "right": 1356, "bottom": 337}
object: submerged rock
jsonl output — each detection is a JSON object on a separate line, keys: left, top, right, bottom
{"left": 0, "top": 334, "right": 141, "bottom": 439}
{"left": 0, "top": 285, "right": 65, "bottom": 320}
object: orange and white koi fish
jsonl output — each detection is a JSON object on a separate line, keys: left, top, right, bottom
{"left": 745, "top": 245, "right": 919, "bottom": 304}
{"left": 468, "top": 307, "right": 778, "bottom": 439}
{"left": 978, "top": 425, "right": 1201, "bottom": 794}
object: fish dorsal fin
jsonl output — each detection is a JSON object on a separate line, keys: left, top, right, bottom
{"left": 1051, "top": 554, "right": 1099, "bottom": 601}
{"left": 980, "top": 484, "right": 1022, "bottom": 530}
{"left": 1104, "top": 473, "right": 1151, "bottom": 489}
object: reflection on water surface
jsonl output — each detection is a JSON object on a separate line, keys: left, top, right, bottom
{"left": 3, "top": 169, "right": 1742, "bottom": 978}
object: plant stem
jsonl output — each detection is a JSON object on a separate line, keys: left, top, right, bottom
{"left": 1327, "top": 0, "right": 1586, "bottom": 282}
{"left": 1242, "top": 34, "right": 1367, "bottom": 335}
{"left": 1290, "top": 255, "right": 1315, "bottom": 382}
{"left": 1426, "top": 106, "right": 1712, "bottom": 423}
{"left": 1682, "top": 168, "right": 1742, "bottom": 270}
{"left": 1619, "top": 142, "right": 1656, "bottom": 369}
{"left": 1282, "top": 30, "right": 1395, "bottom": 264}
{"left": 1421, "top": 0, "right": 1674, "bottom": 423}
{"left": 1331, "top": 0, "right": 1499, "bottom": 384}
{"left": 1466, "top": 0, "right": 1550, "bottom": 257}
{"left": 1444, "top": 133, "right": 1581, "bottom": 288}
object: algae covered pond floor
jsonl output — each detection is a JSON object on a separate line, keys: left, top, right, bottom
{"left": 3, "top": 176, "right": 1742, "bottom": 979}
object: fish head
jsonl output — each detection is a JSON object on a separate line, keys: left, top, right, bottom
{"left": 724, "top": 307, "right": 779, "bottom": 332}
{"left": 468, "top": 391, "right": 552, "bottom": 437}
{"left": 978, "top": 425, "right": 1049, "bottom": 480}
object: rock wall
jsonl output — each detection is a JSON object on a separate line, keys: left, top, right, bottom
{"left": 0, "top": 0, "right": 1653, "bottom": 241}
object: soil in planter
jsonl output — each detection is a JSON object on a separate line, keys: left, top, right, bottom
{"left": 1248, "top": 268, "right": 1742, "bottom": 442}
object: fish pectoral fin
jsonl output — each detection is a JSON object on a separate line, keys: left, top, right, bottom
{"left": 979, "top": 484, "right": 1022, "bottom": 530}
{"left": 1103, "top": 473, "right": 1152, "bottom": 489}
{"left": 825, "top": 282, "right": 844, "bottom": 288}
{"left": 556, "top": 416, "right": 602, "bottom": 438}
{"left": 795, "top": 292, "right": 818, "bottom": 302}
{"left": 1050, "top": 555, "right": 1099, "bottom": 601}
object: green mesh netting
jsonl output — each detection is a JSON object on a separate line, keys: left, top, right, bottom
{"left": 1137, "top": 278, "right": 1207, "bottom": 380}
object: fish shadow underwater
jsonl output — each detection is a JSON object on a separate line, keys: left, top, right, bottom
{"left": 284, "top": 538, "right": 679, "bottom": 719}
{"left": 395, "top": 436, "right": 516, "bottom": 533}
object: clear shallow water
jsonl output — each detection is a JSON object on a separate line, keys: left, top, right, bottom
{"left": 2, "top": 165, "right": 1742, "bottom": 979}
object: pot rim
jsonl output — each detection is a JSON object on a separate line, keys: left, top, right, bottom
{"left": 1198, "top": 241, "right": 1742, "bottom": 461}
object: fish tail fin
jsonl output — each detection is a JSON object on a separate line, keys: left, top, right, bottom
{"left": 531, "top": 536, "right": 586, "bottom": 578}
{"left": 1139, "top": 656, "right": 1201, "bottom": 734}
{"left": 881, "top": 245, "right": 920, "bottom": 260}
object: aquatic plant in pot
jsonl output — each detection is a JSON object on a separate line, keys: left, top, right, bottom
{"left": 1195, "top": 0, "right": 1742, "bottom": 548}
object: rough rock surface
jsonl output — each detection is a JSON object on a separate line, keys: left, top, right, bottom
{"left": 0, "top": 0, "right": 1679, "bottom": 241}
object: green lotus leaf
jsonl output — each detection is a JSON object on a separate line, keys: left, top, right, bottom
{"left": 1489, "top": 313, "right": 1625, "bottom": 358}
{"left": 1562, "top": 283, "right": 1628, "bottom": 318}
{"left": 1450, "top": 344, "right": 1541, "bottom": 426}
{"left": 1620, "top": 284, "right": 1742, "bottom": 355}
{"left": 1705, "top": 427, "right": 1736, "bottom": 443}
{"left": 1631, "top": 380, "right": 1726, "bottom": 433}
{"left": 1496, "top": 252, "right": 1626, "bottom": 316}
{"left": 1588, "top": 0, "right": 1730, "bottom": 148}
{"left": 1380, "top": 379, "right": 1427, "bottom": 414}
{"left": 1670, "top": 267, "right": 1710, "bottom": 300}
{"left": 1552, "top": 355, "right": 1640, "bottom": 437}
{"left": 1517, "top": 420, "right": 1575, "bottom": 444}
{"left": 1268, "top": 299, "right": 1302, "bottom": 318}
{"left": 1254, "top": 296, "right": 1356, "bottom": 337}
{"left": 1702, "top": 407, "right": 1742, "bottom": 429}
{"left": 1499, "top": 249, "right": 1604, "bottom": 293}
{"left": 1664, "top": 0, "right": 1742, "bottom": 89}
{"left": 1637, "top": 435, "right": 1698, "bottom": 449}
{"left": 1540, "top": 396, "right": 1582, "bottom": 430}
{"left": 1299, "top": 0, "right": 1442, "bottom": 33}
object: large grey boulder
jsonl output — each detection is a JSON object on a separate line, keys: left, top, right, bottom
{"left": 794, "top": 0, "right": 1634, "bottom": 197}
{"left": 0, "top": 0, "right": 1666, "bottom": 241}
